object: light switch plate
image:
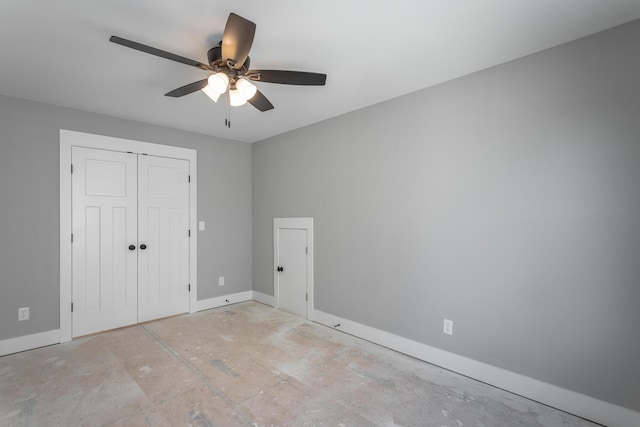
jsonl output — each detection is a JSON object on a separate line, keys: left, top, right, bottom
{"left": 443, "top": 319, "right": 453, "bottom": 335}
{"left": 199, "top": 221, "right": 205, "bottom": 231}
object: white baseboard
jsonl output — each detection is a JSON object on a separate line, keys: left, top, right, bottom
{"left": 251, "top": 291, "right": 275, "bottom": 307}
{"left": 2, "top": 292, "right": 255, "bottom": 356}
{"left": 310, "top": 308, "right": 639, "bottom": 427}
{"left": 195, "top": 290, "right": 253, "bottom": 312}
{"left": 0, "top": 329, "right": 61, "bottom": 357}
{"left": 4, "top": 300, "right": 637, "bottom": 426}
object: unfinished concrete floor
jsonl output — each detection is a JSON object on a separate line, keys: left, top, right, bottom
{"left": 1, "top": 301, "right": 598, "bottom": 427}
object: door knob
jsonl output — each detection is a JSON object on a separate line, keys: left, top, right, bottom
{"left": 277, "top": 266, "right": 284, "bottom": 272}
{"left": 140, "top": 244, "right": 147, "bottom": 250}
{"left": 128, "top": 245, "right": 136, "bottom": 251}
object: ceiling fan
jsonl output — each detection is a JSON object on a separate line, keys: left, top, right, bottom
{"left": 109, "top": 13, "right": 327, "bottom": 125}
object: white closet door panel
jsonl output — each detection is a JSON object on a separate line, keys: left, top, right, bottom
{"left": 113, "top": 207, "right": 128, "bottom": 309}
{"left": 72, "top": 147, "right": 138, "bottom": 337}
{"left": 138, "top": 155, "right": 190, "bottom": 322}
{"left": 84, "top": 207, "right": 101, "bottom": 312}
{"left": 169, "top": 208, "right": 184, "bottom": 298}
{"left": 141, "top": 207, "right": 161, "bottom": 304}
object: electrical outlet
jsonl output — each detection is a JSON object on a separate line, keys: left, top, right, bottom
{"left": 18, "top": 307, "right": 29, "bottom": 321}
{"left": 199, "top": 221, "right": 205, "bottom": 231}
{"left": 443, "top": 319, "right": 453, "bottom": 336}
{"left": 218, "top": 276, "right": 224, "bottom": 287}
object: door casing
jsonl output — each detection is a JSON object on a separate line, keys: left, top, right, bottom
{"left": 273, "top": 217, "right": 314, "bottom": 318}
{"left": 60, "top": 129, "right": 198, "bottom": 343}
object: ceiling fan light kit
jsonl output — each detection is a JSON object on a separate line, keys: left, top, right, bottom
{"left": 235, "top": 78, "right": 257, "bottom": 100}
{"left": 109, "top": 12, "right": 327, "bottom": 127}
{"left": 207, "top": 72, "right": 229, "bottom": 95}
{"left": 229, "top": 87, "right": 247, "bottom": 107}
{"left": 202, "top": 84, "right": 221, "bottom": 102}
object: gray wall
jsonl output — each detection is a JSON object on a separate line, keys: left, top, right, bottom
{"left": 252, "top": 20, "right": 640, "bottom": 411}
{"left": 0, "top": 95, "right": 252, "bottom": 341}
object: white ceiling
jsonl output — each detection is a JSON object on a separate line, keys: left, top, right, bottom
{"left": 1, "top": 1, "right": 640, "bottom": 143}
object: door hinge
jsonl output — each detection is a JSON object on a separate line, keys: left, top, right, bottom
{"left": 188, "top": 175, "right": 191, "bottom": 183}
{"left": 71, "top": 233, "right": 73, "bottom": 243}
{"left": 188, "top": 284, "right": 191, "bottom": 292}
{"left": 71, "top": 302, "right": 74, "bottom": 312}
{"left": 306, "top": 246, "right": 308, "bottom": 254}
{"left": 70, "top": 164, "right": 73, "bottom": 174}
{"left": 188, "top": 229, "right": 191, "bottom": 237}
{"left": 306, "top": 293, "right": 308, "bottom": 301}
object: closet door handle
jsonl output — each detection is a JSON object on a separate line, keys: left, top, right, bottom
{"left": 128, "top": 245, "right": 136, "bottom": 251}
{"left": 140, "top": 244, "right": 147, "bottom": 250}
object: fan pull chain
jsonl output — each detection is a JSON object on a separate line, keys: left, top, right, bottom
{"left": 225, "top": 89, "right": 231, "bottom": 128}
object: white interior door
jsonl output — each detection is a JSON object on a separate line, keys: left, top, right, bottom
{"left": 137, "top": 155, "right": 190, "bottom": 322}
{"left": 72, "top": 147, "right": 190, "bottom": 336}
{"left": 72, "top": 147, "right": 138, "bottom": 337}
{"left": 61, "top": 130, "right": 198, "bottom": 343}
{"left": 275, "top": 220, "right": 313, "bottom": 318}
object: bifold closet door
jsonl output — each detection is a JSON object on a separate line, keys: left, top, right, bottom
{"left": 72, "top": 147, "right": 138, "bottom": 337}
{"left": 137, "top": 155, "right": 190, "bottom": 322}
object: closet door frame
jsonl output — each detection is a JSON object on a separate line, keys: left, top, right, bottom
{"left": 59, "top": 129, "right": 198, "bottom": 343}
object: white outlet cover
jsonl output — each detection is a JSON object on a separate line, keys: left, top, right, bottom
{"left": 199, "top": 221, "right": 205, "bottom": 231}
{"left": 18, "top": 307, "right": 29, "bottom": 321}
{"left": 443, "top": 319, "right": 453, "bottom": 335}
{"left": 218, "top": 276, "right": 224, "bottom": 286}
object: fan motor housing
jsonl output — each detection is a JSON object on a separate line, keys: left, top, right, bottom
{"left": 208, "top": 45, "right": 250, "bottom": 73}
{"left": 207, "top": 46, "right": 222, "bottom": 65}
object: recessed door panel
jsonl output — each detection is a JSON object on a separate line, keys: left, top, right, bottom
{"left": 148, "top": 165, "right": 181, "bottom": 198}
{"left": 85, "top": 159, "right": 127, "bottom": 196}
{"left": 113, "top": 207, "right": 128, "bottom": 309}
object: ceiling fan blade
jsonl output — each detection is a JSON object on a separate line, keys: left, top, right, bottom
{"left": 247, "top": 89, "right": 274, "bottom": 112}
{"left": 221, "top": 13, "right": 256, "bottom": 69}
{"left": 109, "top": 36, "right": 212, "bottom": 71}
{"left": 165, "top": 79, "right": 209, "bottom": 97}
{"left": 246, "top": 70, "right": 326, "bottom": 85}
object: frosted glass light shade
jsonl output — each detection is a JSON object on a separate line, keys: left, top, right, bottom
{"left": 201, "top": 85, "right": 220, "bottom": 102}
{"left": 207, "top": 72, "right": 229, "bottom": 94}
{"left": 229, "top": 88, "right": 247, "bottom": 106}
{"left": 236, "top": 78, "right": 257, "bottom": 101}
